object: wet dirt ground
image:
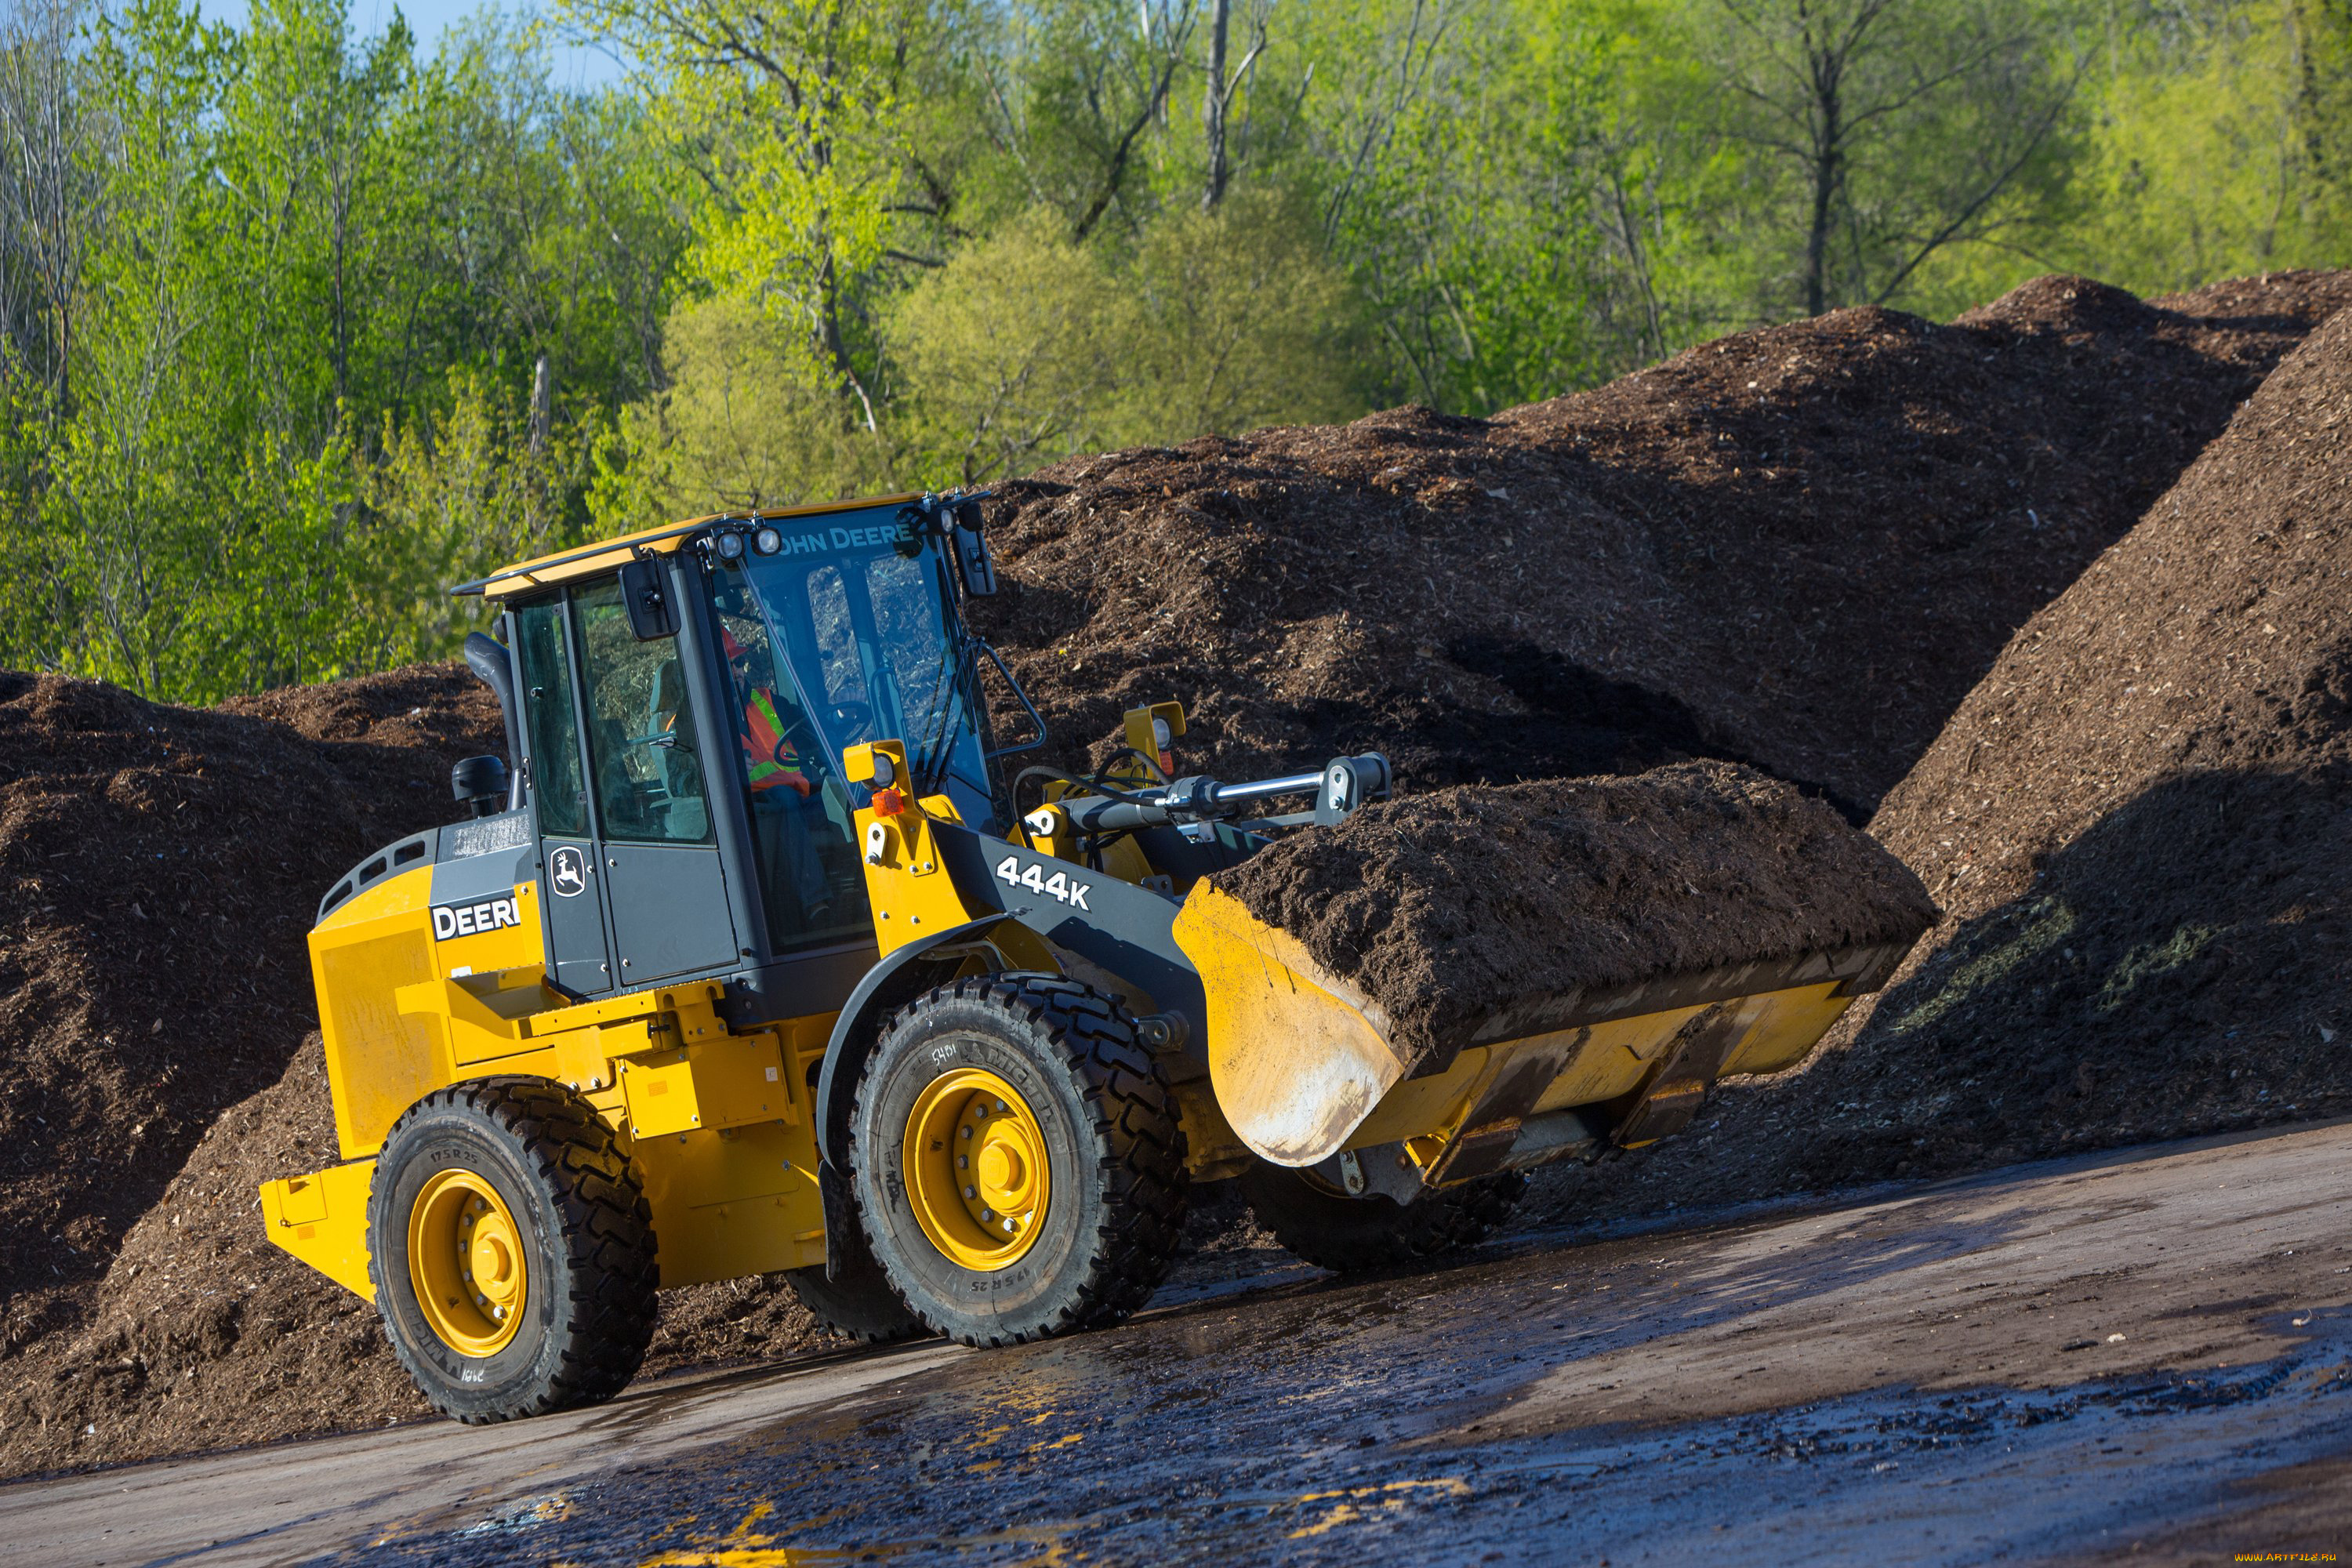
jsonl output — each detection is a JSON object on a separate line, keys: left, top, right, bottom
{"left": 9, "top": 1120, "right": 2352, "bottom": 1567}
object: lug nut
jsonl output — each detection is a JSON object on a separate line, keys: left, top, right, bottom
{"left": 957, "top": 1154, "right": 968, "bottom": 1169}
{"left": 1002, "top": 1218, "right": 1015, "bottom": 1233}
{"left": 981, "top": 1208, "right": 995, "bottom": 1221}
{"left": 964, "top": 1185, "right": 977, "bottom": 1199}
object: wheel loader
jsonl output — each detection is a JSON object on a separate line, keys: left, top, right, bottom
{"left": 259, "top": 492, "right": 1921, "bottom": 1421}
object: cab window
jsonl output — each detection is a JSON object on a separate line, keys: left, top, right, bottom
{"left": 513, "top": 597, "right": 587, "bottom": 839}
{"left": 574, "top": 578, "right": 713, "bottom": 844}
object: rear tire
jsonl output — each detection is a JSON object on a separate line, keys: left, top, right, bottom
{"left": 782, "top": 1220, "right": 922, "bottom": 1344}
{"left": 851, "top": 974, "right": 1189, "bottom": 1346}
{"left": 368, "top": 1078, "right": 658, "bottom": 1423}
{"left": 1240, "top": 1163, "right": 1526, "bottom": 1273}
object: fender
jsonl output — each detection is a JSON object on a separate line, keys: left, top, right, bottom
{"left": 815, "top": 914, "right": 1019, "bottom": 1173}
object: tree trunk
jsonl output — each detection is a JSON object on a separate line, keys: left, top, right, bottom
{"left": 331, "top": 163, "right": 351, "bottom": 405}
{"left": 528, "top": 355, "right": 552, "bottom": 459}
{"left": 1202, "top": 0, "right": 1231, "bottom": 210}
{"left": 1805, "top": 64, "right": 1841, "bottom": 317}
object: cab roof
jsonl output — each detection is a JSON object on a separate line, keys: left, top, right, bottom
{"left": 458, "top": 492, "right": 923, "bottom": 600}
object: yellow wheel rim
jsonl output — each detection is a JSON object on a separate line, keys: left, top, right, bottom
{"left": 902, "top": 1068, "right": 1051, "bottom": 1272}
{"left": 408, "top": 1168, "right": 528, "bottom": 1356}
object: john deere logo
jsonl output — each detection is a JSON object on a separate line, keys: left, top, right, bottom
{"left": 550, "top": 845, "right": 588, "bottom": 898}
{"left": 432, "top": 896, "right": 523, "bottom": 942}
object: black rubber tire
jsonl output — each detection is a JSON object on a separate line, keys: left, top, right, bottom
{"left": 368, "top": 1078, "right": 659, "bottom": 1423}
{"left": 851, "top": 973, "right": 1189, "bottom": 1347}
{"left": 782, "top": 1225, "right": 923, "bottom": 1345}
{"left": 1240, "top": 1163, "right": 1527, "bottom": 1273}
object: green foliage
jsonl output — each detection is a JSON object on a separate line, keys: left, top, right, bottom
{"left": 882, "top": 193, "right": 1367, "bottom": 485}
{"left": 1115, "top": 190, "right": 1370, "bottom": 438}
{"left": 2038, "top": 0, "right": 2350, "bottom": 292}
{"left": 353, "top": 375, "right": 599, "bottom": 667}
{"left": 0, "top": 0, "right": 680, "bottom": 702}
{"left": 888, "top": 216, "right": 1124, "bottom": 483}
{"left": 592, "top": 292, "right": 899, "bottom": 522}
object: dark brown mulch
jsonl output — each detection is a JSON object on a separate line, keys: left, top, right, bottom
{"left": 1533, "top": 296, "right": 2352, "bottom": 1225}
{"left": 971, "top": 271, "right": 2352, "bottom": 818}
{"left": 1214, "top": 763, "right": 1935, "bottom": 1068}
{"left": 0, "top": 666, "right": 503, "bottom": 1349}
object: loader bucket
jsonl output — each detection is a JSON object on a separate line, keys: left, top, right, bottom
{"left": 1169, "top": 763, "right": 1937, "bottom": 1174}
{"left": 1174, "top": 885, "right": 1410, "bottom": 1165}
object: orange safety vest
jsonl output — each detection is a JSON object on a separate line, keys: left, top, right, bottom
{"left": 742, "top": 688, "right": 812, "bottom": 796}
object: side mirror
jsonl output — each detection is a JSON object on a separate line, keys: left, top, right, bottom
{"left": 452, "top": 755, "right": 510, "bottom": 818}
{"left": 619, "top": 557, "right": 677, "bottom": 640}
{"left": 951, "top": 506, "right": 997, "bottom": 598}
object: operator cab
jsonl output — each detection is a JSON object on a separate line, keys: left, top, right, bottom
{"left": 474, "top": 494, "right": 1014, "bottom": 1023}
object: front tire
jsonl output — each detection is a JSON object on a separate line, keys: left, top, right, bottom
{"left": 851, "top": 974, "right": 1189, "bottom": 1346}
{"left": 368, "top": 1078, "right": 658, "bottom": 1423}
{"left": 1240, "top": 1163, "right": 1526, "bottom": 1273}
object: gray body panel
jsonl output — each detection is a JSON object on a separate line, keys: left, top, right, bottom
{"left": 604, "top": 841, "right": 739, "bottom": 985}
{"left": 542, "top": 835, "right": 612, "bottom": 993}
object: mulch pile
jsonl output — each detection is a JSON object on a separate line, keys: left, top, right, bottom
{"left": 975, "top": 271, "right": 2352, "bottom": 816}
{"left": 0, "top": 666, "right": 499, "bottom": 1356}
{"left": 1214, "top": 763, "right": 1934, "bottom": 1068}
{"left": 1534, "top": 296, "right": 2352, "bottom": 1225}
{"left": 0, "top": 669, "right": 823, "bottom": 1480}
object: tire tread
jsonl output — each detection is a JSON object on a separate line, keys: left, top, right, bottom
{"left": 370, "top": 1078, "right": 658, "bottom": 1423}
{"left": 853, "top": 972, "right": 1189, "bottom": 1347}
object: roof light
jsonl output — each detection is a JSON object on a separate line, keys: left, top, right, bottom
{"left": 753, "top": 525, "right": 782, "bottom": 555}
{"left": 714, "top": 530, "right": 746, "bottom": 561}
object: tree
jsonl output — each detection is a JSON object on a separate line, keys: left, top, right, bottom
{"left": 958, "top": 0, "right": 1198, "bottom": 241}
{"left": 567, "top": 0, "right": 932, "bottom": 429}
{"left": 0, "top": 0, "right": 100, "bottom": 403}
{"left": 1200, "top": 0, "right": 1269, "bottom": 208}
{"left": 1704, "top": 0, "right": 2085, "bottom": 315}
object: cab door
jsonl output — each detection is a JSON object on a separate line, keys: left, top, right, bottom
{"left": 572, "top": 575, "right": 741, "bottom": 985}
{"left": 512, "top": 595, "right": 613, "bottom": 995}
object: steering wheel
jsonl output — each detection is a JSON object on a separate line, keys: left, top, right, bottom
{"left": 826, "top": 700, "right": 873, "bottom": 739}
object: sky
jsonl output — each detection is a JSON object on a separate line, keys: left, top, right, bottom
{"left": 192, "top": 0, "right": 631, "bottom": 89}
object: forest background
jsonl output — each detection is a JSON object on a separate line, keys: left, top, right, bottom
{"left": 1, "top": 0, "right": 2345, "bottom": 701}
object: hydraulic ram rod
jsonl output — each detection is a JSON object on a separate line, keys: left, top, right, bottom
{"left": 1062, "top": 759, "right": 1385, "bottom": 833}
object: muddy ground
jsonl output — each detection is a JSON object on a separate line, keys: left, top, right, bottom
{"left": 7, "top": 1118, "right": 2348, "bottom": 1565}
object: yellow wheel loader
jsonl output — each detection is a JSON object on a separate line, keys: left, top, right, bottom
{"left": 260, "top": 492, "right": 1921, "bottom": 1421}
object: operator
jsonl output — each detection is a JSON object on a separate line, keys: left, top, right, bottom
{"left": 724, "top": 630, "right": 833, "bottom": 929}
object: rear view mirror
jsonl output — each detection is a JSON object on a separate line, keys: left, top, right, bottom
{"left": 951, "top": 506, "right": 997, "bottom": 597}
{"left": 619, "top": 557, "right": 677, "bottom": 640}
